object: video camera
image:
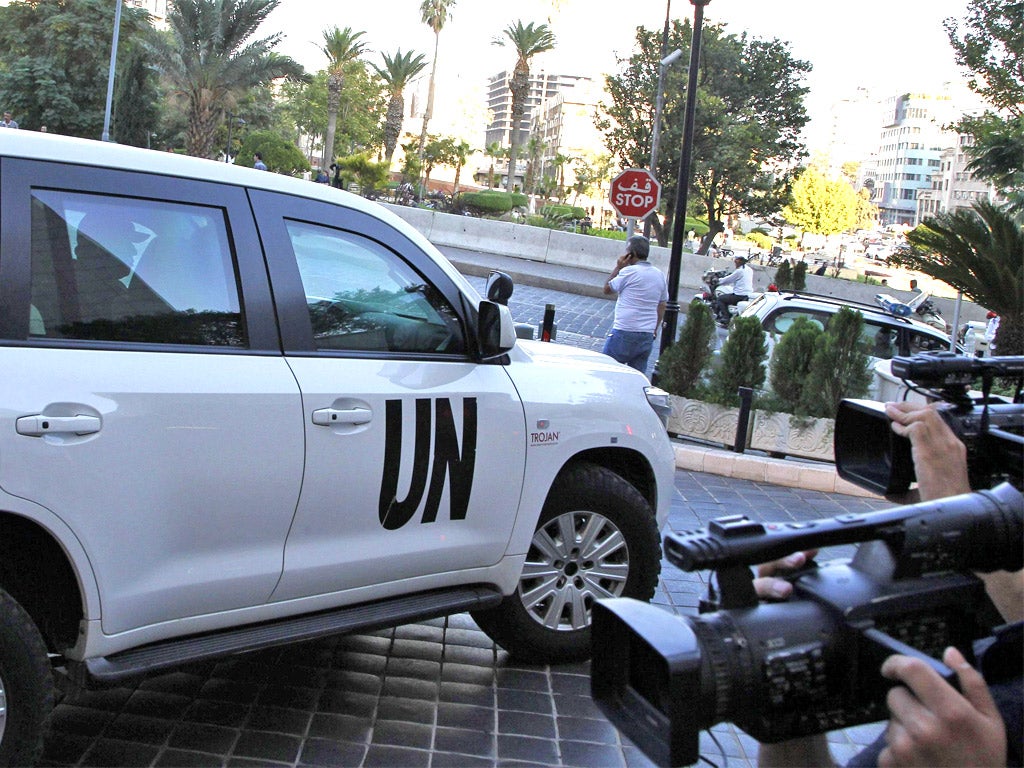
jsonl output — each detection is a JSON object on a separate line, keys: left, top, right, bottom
{"left": 590, "top": 353, "right": 1024, "bottom": 768}
{"left": 836, "top": 352, "right": 1023, "bottom": 495}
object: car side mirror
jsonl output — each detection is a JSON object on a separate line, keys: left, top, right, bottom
{"left": 485, "top": 270, "right": 514, "bottom": 306}
{"left": 478, "top": 300, "right": 516, "bottom": 359}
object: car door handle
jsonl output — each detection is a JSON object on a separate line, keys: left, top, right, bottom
{"left": 16, "top": 414, "right": 101, "bottom": 436}
{"left": 311, "top": 407, "right": 372, "bottom": 426}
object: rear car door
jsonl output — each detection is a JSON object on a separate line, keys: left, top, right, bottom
{"left": 248, "top": 192, "right": 527, "bottom": 601}
{"left": 0, "top": 160, "right": 304, "bottom": 635}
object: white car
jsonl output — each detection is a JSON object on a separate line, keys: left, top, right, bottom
{"left": 0, "top": 132, "right": 674, "bottom": 765}
{"left": 739, "top": 291, "right": 955, "bottom": 397}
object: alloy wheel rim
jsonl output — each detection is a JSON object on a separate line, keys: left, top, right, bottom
{"left": 518, "top": 510, "right": 630, "bottom": 631}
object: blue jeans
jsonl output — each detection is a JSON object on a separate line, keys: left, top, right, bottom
{"left": 602, "top": 329, "right": 654, "bottom": 373}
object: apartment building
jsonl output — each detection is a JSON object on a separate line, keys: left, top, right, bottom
{"left": 915, "top": 133, "right": 1000, "bottom": 224}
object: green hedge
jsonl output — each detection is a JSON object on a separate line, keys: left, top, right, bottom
{"left": 540, "top": 204, "right": 587, "bottom": 220}
{"left": 461, "top": 190, "right": 529, "bottom": 216}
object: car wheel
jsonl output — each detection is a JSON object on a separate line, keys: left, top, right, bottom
{"left": 0, "top": 588, "right": 54, "bottom": 768}
{"left": 471, "top": 462, "right": 661, "bottom": 664}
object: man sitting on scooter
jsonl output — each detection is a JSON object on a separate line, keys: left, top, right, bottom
{"left": 714, "top": 255, "right": 753, "bottom": 325}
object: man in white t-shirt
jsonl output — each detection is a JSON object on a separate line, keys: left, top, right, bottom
{"left": 714, "top": 254, "right": 754, "bottom": 325}
{"left": 602, "top": 235, "right": 668, "bottom": 374}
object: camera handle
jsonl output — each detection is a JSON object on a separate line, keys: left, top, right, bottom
{"left": 861, "top": 626, "right": 961, "bottom": 693}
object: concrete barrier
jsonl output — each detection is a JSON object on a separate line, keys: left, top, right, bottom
{"left": 382, "top": 203, "right": 987, "bottom": 324}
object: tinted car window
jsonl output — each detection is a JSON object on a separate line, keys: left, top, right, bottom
{"left": 766, "top": 309, "right": 828, "bottom": 335}
{"left": 286, "top": 220, "right": 464, "bottom": 354}
{"left": 29, "top": 191, "right": 244, "bottom": 346}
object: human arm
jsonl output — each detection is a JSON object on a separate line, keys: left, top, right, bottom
{"left": 604, "top": 254, "right": 633, "bottom": 295}
{"left": 655, "top": 300, "right": 666, "bottom": 338}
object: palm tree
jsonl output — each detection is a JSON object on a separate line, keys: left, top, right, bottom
{"left": 894, "top": 201, "right": 1023, "bottom": 354}
{"left": 373, "top": 49, "right": 428, "bottom": 167}
{"left": 450, "top": 139, "right": 472, "bottom": 197}
{"left": 320, "top": 26, "right": 368, "bottom": 170}
{"left": 493, "top": 20, "right": 555, "bottom": 192}
{"left": 149, "top": 0, "right": 305, "bottom": 159}
{"left": 417, "top": 0, "right": 456, "bottom": 163}
{"left": 484, "top": 141, "right": 505, "bottom": 188}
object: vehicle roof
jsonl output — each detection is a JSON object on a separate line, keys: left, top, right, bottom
{"left": 752, "top": 291, "right": 949, "bottom": 335}
{"left": 0, "top": 131, "right": 481, "bottom": 299}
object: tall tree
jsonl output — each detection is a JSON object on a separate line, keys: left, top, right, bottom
{"left": 599, "top": 20, "right": 810, "bottom": 246}
{"left": 417, "top": 0, "right": 455, "bottom": 165}
{"left": 149, "top": 0, "right": 305, "bottom": 159}
{"left": 945, "top": 0, "right": 1024, "bottom": 213}
{"left": 783, "top": 165, "right": 870, "bottom": 237}
{"left": 892, "top": 201, "right": 1023, "bottom": 354}
{"left": 0, "top": 0, "right": 154, "bottom": 138}
{"left": 373, "top": 49, "right": 428, "bottom": 167}
{"left": 449, "top": 138, "right": 472, "bottom": 197}
{"left": 320, "top": 26, "right": 368, "bottom": 169}
{"left": 493, "top": 20, "right": 556, "bottom": 192}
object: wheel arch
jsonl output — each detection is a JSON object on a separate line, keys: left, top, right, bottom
{"left": 560, "top": 447, "right": 659, "bottom": 512}
{"left": 0, "top": 511, "right": 85, "bottom": 654}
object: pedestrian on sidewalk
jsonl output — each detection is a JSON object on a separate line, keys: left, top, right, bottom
{"left": 602, "top": 234, "right": 667, "bottom": 373}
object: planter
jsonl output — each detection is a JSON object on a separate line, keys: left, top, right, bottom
{"left": 749, "top": 411, "right": 835, "bottom": 462}
{"left": 667, "top": 397, "right": 749, "bottom": 450}
{"left": 667, "top": 395, "right": 835, "bottom": 462}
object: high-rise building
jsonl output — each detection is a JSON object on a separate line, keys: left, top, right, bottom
{"left": 915, "top": 133, "right": 1001, "bottom": 224}
{"left": 875, "top": 92, "right": 960, "bottom": 227}
{"left": 484, "top": 71, "right": 591, "bottom": 149}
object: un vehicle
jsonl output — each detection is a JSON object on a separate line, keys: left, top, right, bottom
{"left": 0, "top": 133, "right": 674, "bottom": 765}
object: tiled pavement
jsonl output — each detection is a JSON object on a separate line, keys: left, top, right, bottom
{"left": 40, "top": 470, "right": 892, "bottom": 768}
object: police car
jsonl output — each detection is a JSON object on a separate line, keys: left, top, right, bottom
{"left": 0, "top": 132, "right": 675, "bottom": 765}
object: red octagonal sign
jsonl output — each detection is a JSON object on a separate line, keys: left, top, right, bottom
{"left": 609, "top": 168, "right": 661, "bottom": 219}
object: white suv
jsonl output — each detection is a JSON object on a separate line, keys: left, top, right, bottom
{"left": 0, "top": 133, "right": 674, "bottom": 765}
{"left": 741, "top": 291, "right": 953, "bottom": 365}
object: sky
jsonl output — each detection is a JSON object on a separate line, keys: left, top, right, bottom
{"left": 262, "top": 0, "right": 974, "bottom": 150}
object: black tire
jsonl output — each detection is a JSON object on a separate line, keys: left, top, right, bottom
{"left": 472, "top": 462, "right": 661, "bottom": 664}
{"left": 0, "top": 588, "right": 54, "bottom": 768}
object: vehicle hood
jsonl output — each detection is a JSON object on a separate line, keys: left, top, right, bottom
{"left": 508, "top": 339, "right": 639, "bottom": 374}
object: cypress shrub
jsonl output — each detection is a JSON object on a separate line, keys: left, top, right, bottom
{"left": 657, "top": 299, "right": 717, "bottom": 397}
{"left": 706, "top": 315, "right": 768, "bottom": 406}
{"left": 768, "top": 316, "right": 824, "bottom": 414}
{"left": 792, "top": 261, "right": 808, "bottom": 292}
{"left": 799, "top": 307, "right": 873, "bottom": 419}
{"left": 774, "top": 260, "right": 793, "bottom": 291}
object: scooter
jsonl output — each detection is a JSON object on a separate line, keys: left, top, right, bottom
{"left": 695, "top": 267, "right": 753, "bottom": 326}
{"left": 907, "top": 292, "right": 949, "bottom": 333}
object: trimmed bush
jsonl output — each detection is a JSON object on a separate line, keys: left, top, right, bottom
{"left": 657, "top": 300, "right": 717, "bottom": 397}
{"left": 706, "top": 315, "right": 767, "bottom": 406}
{"left": 461, "top": 190, "right": 514, "bottom": 215}
{"left": 540, "top": 204, "right": 587, "bottom": 220}
{"left": 745, "top": 231, "right": 774, "bottom": 251}
{"left": 799, "top": 307, "right": 872, "bottom": 419}
{"left": 768, "top": 316, "right": 824, "bottom": 414}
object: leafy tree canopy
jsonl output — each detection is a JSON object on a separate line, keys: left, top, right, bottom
{"left": 783, "top": 165, "right": 873, "bottom": 235}
{"left": 598, "top": 19, "right": 811, "bottom": 245}
{"left": 0, "top": 0, "right": 155, "bottom": 139}
{"left": 945, "top": 0, "right": 1024, "bottom": 211}
{"left": 237, "top": 129, "right": 309, "bottom": 176}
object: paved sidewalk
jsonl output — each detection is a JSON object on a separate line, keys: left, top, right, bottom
{"left": 40, "top": 470, "right": 892, "bottom": 768}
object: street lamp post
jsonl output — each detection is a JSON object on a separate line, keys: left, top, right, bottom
{"left": 225, "top": 113, "right": 245, "bottom": 164}
{"left": 644, "top": 47, "right": 683, "bottom": 238}
{"left": 658, "top": 0, "right": 710, "bottom": 363}
{"left": 101, "top": 0, "right": 124, "bottom": 142}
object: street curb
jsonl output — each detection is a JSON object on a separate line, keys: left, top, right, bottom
{"left": 673, "top": 444, "right": 884, "bottom": 499}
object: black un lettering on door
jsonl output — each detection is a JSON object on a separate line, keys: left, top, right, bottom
{"left": 378, "top": 398, "right": 478, "bottom": 530}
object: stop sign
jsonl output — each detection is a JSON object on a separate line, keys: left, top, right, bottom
{"left": 609, "top": 168, "right": 661, "bottom": 219}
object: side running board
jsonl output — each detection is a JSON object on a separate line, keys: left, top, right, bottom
{"left": 81, "top": 585, "right": 503, "bottom": 685}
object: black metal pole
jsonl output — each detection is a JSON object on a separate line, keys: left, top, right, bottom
{"left": 659, "top": 0, "right": 709, "bottom": 359}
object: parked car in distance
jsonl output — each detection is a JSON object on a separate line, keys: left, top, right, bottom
{"left": 0, "top": 131, "right": 675, "bottom": 766}
{"left": 739, "top": 291, "right": 956, "bottom": 398}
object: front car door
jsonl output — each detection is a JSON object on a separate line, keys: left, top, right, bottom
{"left": 248, "top": 192, "right": 527, "bottom": 602}
{"left": 0, "top": 160, "right": 304, "bottom": 636}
